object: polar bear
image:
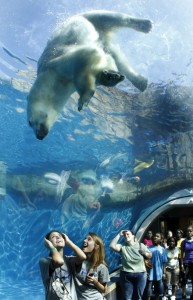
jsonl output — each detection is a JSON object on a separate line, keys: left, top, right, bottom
{"left": 27, "top": 11, "right": 152, "bottom": 139}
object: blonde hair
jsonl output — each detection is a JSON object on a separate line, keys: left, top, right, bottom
{"left": 88, "top": 232, "right": 108, "bottom": 270}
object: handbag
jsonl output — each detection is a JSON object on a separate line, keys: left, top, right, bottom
{"left": 52, "top": 277, "right": 72, "bottom": 300}
{"left": 144, "top": 258, "right": 152, "bottom": 270}
{"left": 51, "top": 266, "right": 72, "bottom": 300}
{"left": 139, "top": 243, "right": 152, "bottom": 270}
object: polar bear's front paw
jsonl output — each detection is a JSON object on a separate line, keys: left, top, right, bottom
{"left": 130, "top": 19, "right": 152, "bottom": 33}
{"left": 78, "top": 99, "right": 90, "bottom": 111}
{"left": 78, "top": 100, "right": 83, "bottom": 111}
{"left": 99, "top": 70, "right": 125, "bottom": 87}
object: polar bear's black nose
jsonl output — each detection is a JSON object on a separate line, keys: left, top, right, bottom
{"left": 37, "top": 134, "right": 46, "bottom": 140}
{"left": 36, "top": 124, "right": 48, "bottom": 140}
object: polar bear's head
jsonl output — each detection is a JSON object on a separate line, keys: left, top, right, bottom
{"left": 28, "top": 109, "right": 51, "bottom": 140}
{"left": 27, "top": 99, "right": 58, "bottom": 140}
{"left": 27, "top": 73, "right": 60, "bottom": 140}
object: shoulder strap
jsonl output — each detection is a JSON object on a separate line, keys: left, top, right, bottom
{"left": 139, "top": 242, "right": 143, "bottom": 249}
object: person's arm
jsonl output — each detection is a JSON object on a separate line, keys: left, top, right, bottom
{"left": 62, "top": 233, "right": 86, "bottom": 262}
{"left": 139, "top": 243, "right": 152, "bottom": 259}
{"left": 109, "top": 230, "right": 125, "bottom": 252}
{"left": 143, "top": 239, "right": 147, "bottom": 245}
{"left": 162, "top": 248, "right": 168, "bottom": 277}
{"left": 87, "top": 276, "right": 107, "bottom": 293}
{"left": 162, "top": 262, "right": 167, "bottom": 275}
{"left": 86, "top": 265, "right": 110, "bottom": 293}
{"left": 44, "top": 238, "right": 64, "bottom": 267}
{"left": 145, "top": 251, "right": 152, "bottom": 259}
{"left": 39, "top": 257, "right": 51, "bottom": 288}
{"left": 180, "top": 240, "right": 185, "bottom": 271}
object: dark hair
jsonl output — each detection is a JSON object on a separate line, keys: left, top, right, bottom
{"left": 167, "top": 237, "right": 177, "bottom": 246}
{"left": 45, "top": 230, "right": 62, "bottom": 240}
{"left": 146, "top": 230, "right": 153, "bottom": 237}
{"left": 123, "top": 230, "right": 137, "bottom": 242}
{"left": 45, "top": 230, "right": 64, "bottom": 256}
{"left": 154, "top": 232, "right": 163, "bottom": 241}
{"left": 123, "top": 229, "right": 135, "bottom": 235}
{"left": 176, "top": 229, "right": 183, "bottom": 235}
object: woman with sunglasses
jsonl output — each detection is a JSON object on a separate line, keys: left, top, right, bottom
{"left": 181, "top": 226, "right": 193, "bottom": 299}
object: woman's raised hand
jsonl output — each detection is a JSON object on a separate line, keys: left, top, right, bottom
{"left": 44, "top": 238, "right": 54, "bottom": 249}
{"left": 61, "top": 233, "right": 70, "bottom": 245}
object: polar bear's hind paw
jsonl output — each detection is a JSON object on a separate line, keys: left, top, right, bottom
{"left": 133, "top": 74, "right": 148, "bottom": 92}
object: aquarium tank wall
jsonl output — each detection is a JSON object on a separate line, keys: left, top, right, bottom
{"left": 1, "top": 0, "right": 193, "bottom": 299}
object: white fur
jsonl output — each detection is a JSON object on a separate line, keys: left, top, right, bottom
{"left": 27, "top": 11, "right": 152, "bottom": 139}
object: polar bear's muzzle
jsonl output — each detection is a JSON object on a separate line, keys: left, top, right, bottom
{"left": 29, "top": 120, "right": 49, "bottom": 140}
{"left": 35, "top": 124, "right": 49, "bottom": 140}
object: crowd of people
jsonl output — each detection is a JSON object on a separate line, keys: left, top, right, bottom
{"left": 39, "top": 226, "right": 193, "bottom": 300}
{"left": 142, "top": 227, "right": 193, "bottom": 300}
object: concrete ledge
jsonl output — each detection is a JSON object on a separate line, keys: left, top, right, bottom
{"left": 104, "top": 268, "right": 121, "bottom": 300}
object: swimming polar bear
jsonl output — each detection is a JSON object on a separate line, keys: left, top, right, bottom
{"left": 27, "top": 11, "right": 152, "bottom": 139}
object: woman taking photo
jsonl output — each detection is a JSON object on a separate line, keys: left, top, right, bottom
{"left": 73, "top": 232, "right": 110, "bottom": 300}
{"left": 110, "top": 229, "right": 152, "bottom": 300}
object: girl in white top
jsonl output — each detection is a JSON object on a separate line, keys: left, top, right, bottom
{"left": 163, "top": 237, "right": 180, "bottom": 300}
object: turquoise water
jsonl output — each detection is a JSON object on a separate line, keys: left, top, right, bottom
{"left": 1, "top": 0, "right": 193, "bottom": 299}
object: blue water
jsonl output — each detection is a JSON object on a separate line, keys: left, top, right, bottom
{"left": 1, "top": 0, "right": 193, "bottom": 299}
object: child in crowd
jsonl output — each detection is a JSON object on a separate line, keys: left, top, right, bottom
{"left": 163, "top": 237, "right": 180, "bottom": 300}
{"left": 175, "top": 229, "right": 184, "bottom": 250}
{"left": 163, "top": 230, "right": 173, "bottom": 248}
{"left": 181, "top": 226, "right": 193, "bottom": 300}
{"left": 144, "top": 232, "right": 167, "bottom": 300}
{"left": 143, "top": 230, "right": 153, "bottom": 247}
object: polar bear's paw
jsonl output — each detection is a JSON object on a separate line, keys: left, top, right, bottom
{"left": 78, "top": 98, "right": 90, "bottom": 111}
{"left": 78, "top": 100, "right": 84, "bottom": 111}
{"left": 130, "top": 19, "right": 152, "bottom": 34}
{"left": 132, "top": 74, "right": 148, "bottom": 92}
{"left": 99, "top": 70, "right": 125, "bottom": 87}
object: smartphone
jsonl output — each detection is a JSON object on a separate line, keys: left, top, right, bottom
{"left": 88, "top": 272, "right": 94, "bottom": 277}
